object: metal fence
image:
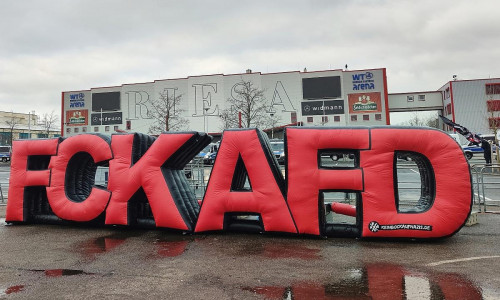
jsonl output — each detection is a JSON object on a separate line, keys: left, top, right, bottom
{"left": 0, "top": 162, "right": 499, "bottom": 214}
{"left": 471, "top": 164, "right": 500, "bottom": 212}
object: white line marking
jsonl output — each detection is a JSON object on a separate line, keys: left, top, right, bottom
{"left": 474, "top": 192, "right": 494, "bottom": 201}
{"left": 426, "top": 256, "right": 500, "bottom": 267}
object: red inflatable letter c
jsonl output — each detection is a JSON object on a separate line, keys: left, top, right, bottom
{"left": 46, "top": 134, "right": 112, "bottom": 222}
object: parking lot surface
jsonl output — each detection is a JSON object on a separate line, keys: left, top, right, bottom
{"left": 0, "top": 204, "right": 499, "bottom": 299}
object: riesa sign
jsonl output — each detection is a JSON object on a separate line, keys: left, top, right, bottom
{"left": 6, "top": 127, "right": 472, "bottom": 239}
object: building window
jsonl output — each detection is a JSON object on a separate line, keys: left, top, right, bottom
{"left": 486, "top": 83, "right": 500, "bottom": 95}
{"left": 38, "top": 134, "right": 48, "bottom": 138}
{"left": 487, "top": 100, "right": 500, "bottom": 111}
{"left": 351, "top": 115, "right": 357, "bottom": 122}
{"left": 19, "top": 133, "right": 30, "bottom": 139}
{"left": 307, "top": 117, "right": 313, "bottom": 123}
{"left": 407, "top": 95, "right": 414, "bottom": 102}
{"left": 0, "top": 132, "right": 10, "bottom": 145}
{"left": 446, "top": 104, "right": 452, "bottom": 115}
{"left": 114, "top": 126, "right": 119, "bottom": 131}
{"left": 94, "top": 127, "right": 99, "bottom": 132}
{"left": 418, "top": 95, "right": 426, "bottom": 101}
{"left": 444, "top": 88, "right": 450, "bottom": 99}
{"left": 334, "top": 116, "right": 340, "bottom": 122}
{"left": 321, "top": 116, "right": 328, "bottom": 123}
{"left": 489, "top": 117, "right": 500, "bottom": 128}
{"left": 66, "top": 128, "right": 71, "bottom": 133}
{"left": 82, "top": 127, "right": 87, "bottom": 133}
{"left": 74, "top": 128, "right": 79, "bottom": 133}
{"left": 105, "top": 126, "right": 110, "bottom": 132}
{"left": 363, "top": 115, "right": 370, "bottom": 121}
{"left": 375, "top": 114, "right": 382, "bottom": 121}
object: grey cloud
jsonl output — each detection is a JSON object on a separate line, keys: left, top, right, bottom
{"left": 0, "top": 0, "right": 499, "bottom": 116}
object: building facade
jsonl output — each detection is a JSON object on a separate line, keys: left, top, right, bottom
{"left": 0, "top": 111, "right": 60, "bottom": 146}
{"left": 439, "top": 78, "right": 500, "bottom": 136}
{"left": 61, "top": 68, "right": 390, "bottom": 137}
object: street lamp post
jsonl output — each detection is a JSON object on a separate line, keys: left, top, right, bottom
{"left": 204, "top": 107, "right": 209, "bottom": 133}
{"left": 270, "top": 113, "right": 275, "bottom": 139}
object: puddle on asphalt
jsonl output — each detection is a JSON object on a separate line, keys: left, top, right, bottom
{"left": 243, "top": 263, "right": 482, "bottom": 299}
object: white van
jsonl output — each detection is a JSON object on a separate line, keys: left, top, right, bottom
{"left": 0, "top": 146, "right": 11, "bottom": 162}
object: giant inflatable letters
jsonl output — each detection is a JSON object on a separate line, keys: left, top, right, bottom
{"left": 6, "top": 127, "right": 472, "bottom": 239}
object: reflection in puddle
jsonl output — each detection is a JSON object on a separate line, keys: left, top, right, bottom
{"left": 3, "top": 285, "right": 25, "bottom": 295}
{"left": 153, "top": 240, "right": 189, "bottom": 258}
{"left": 75, "top": 231, "right": 143, "bottom": 260}
{"left": 43, "top": 269, "right": 94, "bottom": 277}
{"left": 148, "top": 233, "right": 196, "bottom": 258}
{"left": 244, "top": 263, "right": 482, "bottom": 299}
{"left": 260, "top": 244, "right": 320, "bottom": 260}
{"left": 239, "top": 242, "right": 321, "bottom": 260}
{"left": 30, "top": 269, "right": 94, "bottom": 277}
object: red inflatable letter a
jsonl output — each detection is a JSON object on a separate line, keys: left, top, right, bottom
{"left": 195, "top": 129, "right": 296, "bottom": 233}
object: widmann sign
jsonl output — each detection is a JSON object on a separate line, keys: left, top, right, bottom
{"left": 6, "top": 127, "right": 472, "bottom": 239}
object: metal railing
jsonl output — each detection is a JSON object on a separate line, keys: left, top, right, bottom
{"left": 0, "top": 162, "right": 498, "bottom": 214}
{"left": 471, "top": 164, "right": 500, "bottom": 212}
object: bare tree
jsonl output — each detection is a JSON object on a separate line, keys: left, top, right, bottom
{"left": 219, "top": 79, "right": 270, "bottom": 129}
{"left": 425, "top": 115, "right": 440, "bottom": 129}
{"left": 401, "top": 112, "right": 439, "bottom": 128}
{"left": 219, "top": 105, "right": 240, "bottom": 130}
{"left": 148, "top": 90, "right": 189, "bottom": 134}
{"left": 41, "top": 110, "right": 59, "bottom": 136}
{"left": 401, "top": 112, "right": 426, "bottom": 127}
{"left": 266, "top": 113, "right": 282, "bottom": 139}
{"left": 4, "top": 111, "right": 21, "bottom": 145}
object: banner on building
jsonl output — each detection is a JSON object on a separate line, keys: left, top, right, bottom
{"left": 348, "top": 92, "right": 382, "bottom": 113}
{"left": 301, "top": 100, "right": 344, "bottom": 116}
{"left": 66, "top": 110, "right": 88, "bottom": 126}
{"left": 91, "top": 112, "right": 123, "bottom": 125}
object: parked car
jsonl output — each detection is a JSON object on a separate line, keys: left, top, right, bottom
{"left": 462, "top": 142, "right": 497, "bottom": 160}
{"left": 270, "top": 140, "right": 285, "bottom": 164}
{"left": 202, "top": 142, "right": 219, "bottom": 165}
{"left": 463, "top": 135, "right": 498, "bottom": 160}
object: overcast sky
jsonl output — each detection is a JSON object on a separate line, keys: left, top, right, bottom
{"left": 1, "top": 0, "right": 499, "bottom": 124}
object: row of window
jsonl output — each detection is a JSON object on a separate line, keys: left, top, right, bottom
{"left": 486, "top": 83, "right": 500, "bottom": 95}
{"left": 66, "top": 126, "right": 120, "bottom": 134}
{"left": 407, "top": 95, "right": 426, "bottom": 102}
{"left": 0, "top": 132, "right": 59, "bottom": 140}
{"left": 306, "top": 114, "right": 383, "bottom": 123}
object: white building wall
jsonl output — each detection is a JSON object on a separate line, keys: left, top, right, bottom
{"left": 388, "top": 92, "right": 443, "bottom": 112}
{"left": 62, "top": 68, "right": 389, "bottom": 137}
{"left": 447, "top": 79, "right": 500, "bottom": 135}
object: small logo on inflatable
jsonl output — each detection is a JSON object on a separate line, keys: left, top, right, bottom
{"left": 368, "top": 221, "right": 380, "bottom": 233}
{"left": 369, "top": 221, "right": 432, "bottom": 233}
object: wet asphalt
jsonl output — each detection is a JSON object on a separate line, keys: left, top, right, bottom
{"left": 0, "top": 205, "right": 499, "bottom": 299}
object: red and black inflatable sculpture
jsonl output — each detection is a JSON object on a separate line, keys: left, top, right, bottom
{"left": 6, "top": 127, "right": 472, "bottom": 239}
